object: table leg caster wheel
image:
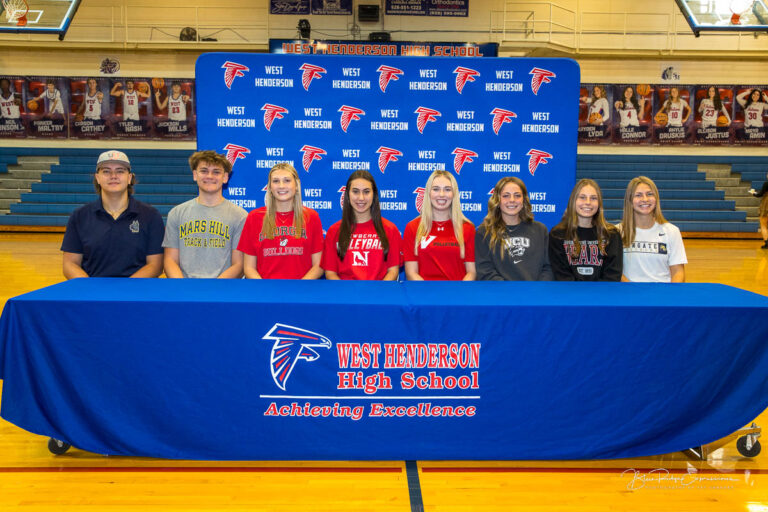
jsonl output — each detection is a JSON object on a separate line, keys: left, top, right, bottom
{"left": 736, "top": 436, "right": 761, "bottom": 457}
{"left": 48, "top": 438, "right": 71, "bottom": 455}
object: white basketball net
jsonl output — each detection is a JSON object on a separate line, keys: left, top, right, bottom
{"left": 2, "top": 0, "right": 26, "bottom": 23}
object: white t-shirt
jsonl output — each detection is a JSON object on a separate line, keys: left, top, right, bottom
{"left": 83, "top": 92, "right": 102, "bottom": 120}
{"left": 123, "top": 90, "right": 140, "bottom": 120}
{"left": 45, "top": 89, "right": 64, "bottom": 114}
{"left": 168, "top": 94, "right": 186, "bottom": 121}
{"left": 0, "top": 93, "right": 20, "bottom": 119}
{"left": 699, "top": 98, "right": 720, "bottom": 128}
{"left": 621, "top": 222, "right": 687, "bottom": 282}
{"left": 744, "top": 102, "right": 767, "bottom": 128}
{"left": 587, "top": 97, "right": 610, "bottom": 124}
{"left": 666, "top": 99, "right": 688, "bottom": 127}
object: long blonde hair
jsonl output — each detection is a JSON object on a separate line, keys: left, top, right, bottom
{"left": 261, "top": 163, "right": 305, "bottom": 240}
{"left": 620, "top": 176, "right": 667, "bottom": 247}
{"left": 552, "top": 179, "right": 617, "bottom": 257}
{"left": 480, "top": 176, "right": 532, "bottom": 258}
{"left": 414, "top": 170, "right": 470, "bottom": 258}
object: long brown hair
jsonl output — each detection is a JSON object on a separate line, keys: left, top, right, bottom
{"left": 261, "top": 163, "right": 304, "bottom": 240}
{"left": 620, "top": 176, "right": 667, "bottom": 247}
{"left": 552, "top": 179, "right": 617, "bottom": 257}
{"left": 337, "top": 170, "right": 389, "bottom": 260}
{"left": 479, "top": 176, "right": 532, "bottom": 258}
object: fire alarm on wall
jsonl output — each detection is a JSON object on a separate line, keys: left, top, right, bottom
{"left": 358, "top": 5, "right": 380, "bottom": 22}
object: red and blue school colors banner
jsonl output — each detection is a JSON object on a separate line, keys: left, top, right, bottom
{"left": 578, "top": 83, "right": 768, "bottom": 146}
{"left": 195, "top": 53, "right": 579, "bottom": 230}
{"left": 0, "top": 75, "right": 195, "bottom": 140}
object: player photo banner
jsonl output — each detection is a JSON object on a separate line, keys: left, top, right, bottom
{"left": 693, "top": 85, "right": 734, "bottom": 145}
{"left": 70, "top": 77, "right": 111, "bottom": 139}
{"left": 734, "top": 86, "right": 768, "bottom": 145}
{"left": 386, "top": 0, "right": 469, "bottom": 16}
{"left": 270, "top": 40, "right": 498, "bottom": 57}
{"left": 196, "top": 53, "right": 579, "bottom": 230}
{"left": 578, "top": 84, "right": 612, "bottom": 145}
{"left": 25, "top": 77, "right": 69, "bottom": 139}
{"left": 151, "top": 78, "right": 196, "bottom": 140}
{"left": 611, "top": 84, "right": 653, "bottom": 145}
{"left": 651, "top": 85, "right": 695, "bottom": 145}
{"left": 0, "top": 76, "right": 28, "bottom": 139}
{"left": 109, "top": 77, "right": 153, "bottom": 138}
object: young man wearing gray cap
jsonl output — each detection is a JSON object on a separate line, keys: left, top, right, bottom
{"left": 162, "top": 150, "right": 247, "bottom": 278}
{"left": 61, "top": 150, "right": 164, "bottom": 278}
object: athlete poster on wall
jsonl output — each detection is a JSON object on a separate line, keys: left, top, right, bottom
{"left": 577, "top": 83, "right": 612, "bottom": 144}
{"left": 733, "top": 86, "right": 768, "bottom": 145}
{"left": 693, "top": 85, "right": 733, "bottom": 145}
{"left": 0, "top": 76, "right": 27, "bottom": 139}
{"left": 109, "top": 77, "right": 152, "bottom": 138}
{"left": 24, "top": 77, "right": 69, "bottom": 138}
{"left": 196, "top": 54, "right": 579, "bottom": 231}
{"left": 611, "top": 84, "right": 653, "bottom": 144}
{"left": 70, "top": 77, "right": 111, "bottom": 139}
{"left": 152, "top": 78, "right": 195, "bottom": 139}
{"left": 651, "top": 85, "right": 694, "bottom": 145}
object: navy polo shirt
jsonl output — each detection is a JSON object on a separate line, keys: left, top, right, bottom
{"left": 61, "top": 197, "right": 164, "bottom": 277}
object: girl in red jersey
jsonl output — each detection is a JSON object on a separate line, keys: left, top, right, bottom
{"left": 403, "top": 170, "right": 476, "bottom": 281}
{"left": 237, "top": 163, "right": 323, "bottom": 279}
{"left": 322, "top": 170, "right": 401, "bottom": 280}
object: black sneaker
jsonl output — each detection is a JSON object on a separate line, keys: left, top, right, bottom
{"left": 762, "top": 241, "right": 768, "bottom": 249}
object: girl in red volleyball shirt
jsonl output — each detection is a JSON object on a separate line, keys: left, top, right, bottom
{"left": 322, "top": 170, "right": 401, "bottom": 280}
{"left": 403, "top": 170, "right": 476, "bottom": 281}
{"left": 237, "top": 163, "right": 323, "bottom": 279}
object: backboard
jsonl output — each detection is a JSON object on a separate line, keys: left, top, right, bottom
{"left": 0, "top": 0, "right": 81, "bottom": 38}
{"left": 675, "top": 0, "right": 768, "bottom": 35}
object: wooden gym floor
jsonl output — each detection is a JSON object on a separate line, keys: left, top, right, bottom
{"left": 0, "top": 233, "right": 766, "bottom": 511}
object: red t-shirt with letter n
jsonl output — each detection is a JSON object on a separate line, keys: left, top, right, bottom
{"left": 237, "top": 206, "right": 323, "bottom": 279}
{"left": 322, "top": 218, "right": 402, "bottom": 280}
{"left": 403, "top": 218, "right": 475, "bottom": 280}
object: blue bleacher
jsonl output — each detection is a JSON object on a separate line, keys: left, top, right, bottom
{"left": 0, "top": 147, "right": 194, "bottom": 227}
{"left": 577, "top": 154, "right": 767, "bottom": 233}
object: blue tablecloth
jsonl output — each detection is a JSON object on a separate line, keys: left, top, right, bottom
{"left": 1, "top": 279, "right": 767, "bottom": 460}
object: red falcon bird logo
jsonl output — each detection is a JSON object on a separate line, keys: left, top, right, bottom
{"left": 263, "top": 323, "right": 332, "bottom": 391}
{"left": 413, "top": 187, "right": 426, "bottom": 213}
{"left": 376, "top": 146, "right": 403, "bottom": 174}
{"left": 261, "top": 104, "right": 288, "bottom": 131}
{"left": 414, "top": 107, "right": 441, "bottom": 134}
{"left": 377, "top": 65, "right": 404, "bottom": 93}
{"left": 300, "top": 145, "right": 326, "bottom": 172}
{"left": 452, "top": 148, "right": 478, "bottom": 174}
{"left": 453, "top": 67, "right": 480, "bottom": 94}
{"left": 300, "top": 63, "right": 326, "bottom": 91}
{"left": 338, "top": 105, "right": 365, "bottom": 133}
{"left": 529, "top": 68, "right": 556, "bottom": 95}
{"left": 338, "top": 186, "right": 346, "bottom": 209}
{"left": 527, "top": 149, "right": 553, "bottom": 176}
{"left": 222, "top": 61, "right": 249, "bottom": 89}
{"left": 490, "top": 108, "right": 517, "bottom": 135}
{"left": 222, "top": 143, "right": 250, "bottom": 166}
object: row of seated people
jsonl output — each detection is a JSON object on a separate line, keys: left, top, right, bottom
{"left": 61, "top": 149, "right": 689, "bottom": 283}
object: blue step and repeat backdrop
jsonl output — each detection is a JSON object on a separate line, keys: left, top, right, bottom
{"left": 195, "top": 53, "right": 579, "bottom": 230}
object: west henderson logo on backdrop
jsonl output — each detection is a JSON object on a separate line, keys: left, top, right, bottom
{"left": 222, "top": 62, "right": 249, "bottom": 89}
{"left": 264, "top": 323, "right": 332, "bottom": 391}
{"left": 223, "top": 143, "right": 250, "bottom": 165}
{"left": 377, "top": 65, "right": 403, "bottom": 92}
{"left": 529, "top": 68, "right": 555, "bottom": 95}
{"left": 262, "top": 104, "right": 288, "bottom": 130}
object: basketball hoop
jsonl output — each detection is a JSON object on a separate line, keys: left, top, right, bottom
{"left": 2, "top": 0, "right": 28, "bottom": 26}
{"left": 729, "top": 0, "right": 755, "bottom": 25}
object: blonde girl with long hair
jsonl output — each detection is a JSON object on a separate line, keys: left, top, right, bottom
{"left": 619, "top": 176, "right": 687, "bottom": 282}
{"left": 475, "top": 176, "right": 553, "bottom": 281}
{"left": 548, "top": 179, "right": 622, "bottom": 281}
{"left": 403, "top": 170, "right": 476, "bottom": 281}
{"left": 237, "top": 163, "right": 324, "bottom": 279}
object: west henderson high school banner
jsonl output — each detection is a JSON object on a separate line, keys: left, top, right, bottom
{"left": 195, "top": 54, "right": 580, "bottom": 230}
